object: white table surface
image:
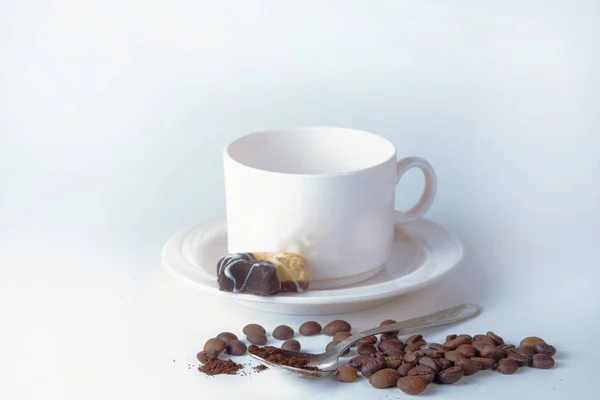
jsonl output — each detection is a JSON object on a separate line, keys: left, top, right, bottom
{"left": 1, "top": 1, "right": 598, "bottom": 399}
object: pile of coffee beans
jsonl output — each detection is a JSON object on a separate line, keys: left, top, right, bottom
{"left": 196, "top": 318, "right": 557, "bottom": 392}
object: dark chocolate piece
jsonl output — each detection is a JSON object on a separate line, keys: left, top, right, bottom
{"left": 217, "top": 255, "right": 280, "bottom": 296}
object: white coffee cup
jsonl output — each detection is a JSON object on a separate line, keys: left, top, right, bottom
{"left": 223, "top": 127, "right": 437, "bottom": 289}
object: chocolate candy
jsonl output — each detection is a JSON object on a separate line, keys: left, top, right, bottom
{"left": 217, "top": 255, "right": 280, "bottom": 296}
{"left": 252, "top": 252, "right": 309, "bottom": 292}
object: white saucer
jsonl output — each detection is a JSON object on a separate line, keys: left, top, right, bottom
{"left": 162, "top": 215, "right": 463, "bottom": 315}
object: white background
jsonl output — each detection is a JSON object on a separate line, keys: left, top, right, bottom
{"left": 1, "top": 0, "right": 599, "bottom": 399}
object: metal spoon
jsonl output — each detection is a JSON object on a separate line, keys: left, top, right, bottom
{"left": 248, "top": 303, "right": 481, "bottom": 378}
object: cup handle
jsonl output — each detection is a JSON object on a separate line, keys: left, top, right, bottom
{"left": 395, "top": 156, "right": 437, "bottom": 221}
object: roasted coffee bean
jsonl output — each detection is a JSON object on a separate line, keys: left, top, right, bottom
{"left": 471, "top": 341, "right": 488, "bottom": 355}
{"left": 397, "top": 376, "right": 428, "bottom": 395}
{"left": 445, "top": 334, "right": 472, "bottom": 350}
{"left": 435, "top": 358, "right": 454, "bottom": 371}
{"left": 406, "top": 334, "right": 427, "bottom": 347}
{"left": 299, "top": 321, "right": 322, "bottom": 336}
{"left": 380, "top": 332, "right": 399, "bottom": 342}
{"left": 246, "top": 332, "right": 268, "bottom": 345}
{"left": 326, "top": 340, "right": 349, "bottom": 356}
{"left": 486, "top": 331, "right": 505, "bottom": 345}
{"left": 518, "top": 344, "right": 535, "bottom": 358}
{"left": 216, "top": 332, "right": 238, "bottom": 344}
{"left": 197, "top": 350, "right": 218, "bottom": 364}
{"left": 204, "top": 338, "right": 227, "bottom": 354}
{"left": 357, "top": 335, "right": 377, "bottom": 345}
{"left": 385, "top": 348, "right": 405, "bottom": 358}
{"left": 405, "top": 343, "right": 423, "bottom": 353}
{"left": 534, "top": 342, "right": 557, "bottom": 357}
{"left": 336, "top": 366, "right": 358, "bottom": 382}
{"left": 455, "top": 358, "right": 482, "bottom": 376}
{"left": 333, "top": 331, "right": 353, "bottom": 342}
{"left": 428, "top": 343, "right": 451, "bottom": 352}
{"left": 521, "top": 336, "right": 545, "bottom": 348}
{"left": 446, "top": 334, "right": 457, "bottom": 342}
{"left": 397, "top": 362, "right": 416, "bottom": 377}
{"left": 361, "top": 354, "right": 386, "bottom": 378}
{"left": 473, "top": 334, "right": 495, "bottom": 346}
{"left": 497, "top": 358, "right": 518, "bottom": 374}
{"left": 281, "top": 339, "right": 301, "bottom": 352}
{"left": 408, "top": 364, "right": 437, "bottom": 384}
{"left": 242, "top": 323, "right": 266, "bottom": 336}
{"left": 403, "top": 352, "right": 419, "bottom": 363}
{"left": 357, "top": 343, "right": 377, "bottom": 355}
{"left": 273, "top": 325, "right": 294, "bottom": 340}
{"left": 225, "top": 339, "right": 247, "bottom": 356}
{"left": 444, "top": 350, "right": 467, "bottom": 362}
{"left": 480, "top": 345, "right": 506, "bottom": 360}
{"left": 471, "top": 357, "right": 497, "bottom": 370}
{"left": 531, "top": 354, "right": 555, "bottom": 369}
{"left": 379, "top": 319, "right": 398, "bottom": 333}
{"left": 506, "top": 349, "right": 531, "bottom": 366}
{"left": 436, "top": 365, "right": 464, "bottom": 384}
{"left": 348, "top": 355, "right": 374, "bottom": 369}
{"left": 418, "top": 357, "right": 440, "bottom": 373}
{"left": 378, "top": 339, "right": 405, "bottom": 354}
{"left": 369, "top": 368, "right": 401, "bottom": 389}
{"left": 384, "top": 355, "right": 404, "bottom": 369}
{"left": 323, "top": 320, "right": 351, "bottom": 336}
{"left": 456, "top": 344, "right": 477, "bottom": 358}
{"left": 414, "top": 349, "right": 445, "bottom": 359}
{"left": 499, "top": 344, "right": 516, "bottom": 352}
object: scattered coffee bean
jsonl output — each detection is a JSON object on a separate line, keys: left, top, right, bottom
{"left": 444, "top": 334, "right": 472, "bottom": 350}
{"left": 444, "top": 350, "right": 467, "bottom": 363}
{"left": 435, "top": 357, "right": 454, "bottom": 371}
{"left": 506, "top": 348, "right": 531, "bottom": 367}
{"left": 471, "top": 341, "right": 488, "bottom": 355}
{"left": 418, "top": 357, "right": 440, "bottom": 373}
{"left": 455, "top": 358, "right": 482, "bottom": 376}
{"left": 384, "top": 348, "right": 405, "bottom": 358}
{"left": 414, "top": 349, "right": 445, "bottom": 359}
{"left": 480, "top": 345, "right": 505, "bottom": 360}
{"left": 517, "top": 344, "right": 535, "bottom": 358}
{"left": 403, "top": 352, "right": 419, "bottom": 363}
{"left": 216, "top": 332, "right": 238, "bottom": 344}
{"left": 357, "top": 335, "right": 377, "bottom": 345}
{"left": 197, "top": 350, "right": 219, "bottom": 364}
{"left": 456, "top": 344, "right": 477, "bottom": 358}
{"left": 408, "top": 364, "right": 437, "bottom": 384}
{"left": 487, "top": 331, "right": 505, "bottom": 345}
{"left": 299, "top": 321, "right": 321, "bottom": 336}
{"left": 406, "top": 334, "right": 427, "bottom": 347}
{"left": 380, "top": 332, "right": 399, "bottom": 342}
{"left": 436, "top": 365, "right": 464, "bottom": 384}
{"left": 323, "top": 320, "right": 351, "bottom": 336}
{"left": 497, "top": 358, "right": 519, "bottom": 374}
{"left": 531, "top": 354, "right": 555, "bottom": 369}
{"left": 246, "top": 332, "right": 268, "bottom": 345}
{"left": 397, "top": 376, "right": 428, "bottom": 395}
{"left": 225, "top": 340, "right": 247, "bottom": 356}
{"left": 281, "top": 339, "right": 301, "bottom": 352}
{"left": 499, "top": 344, "right": 516, "bottom": 352}
{"left": 204, "top": 338, "right": 227, "bottom": 354}
{"left": 379, "top": 319, "right": 398, "bottom": 333}
{"left": 428, "top": 343, "right": 451, "bottom": 352}
{"left": 378, "top": 339, "right": 405, "bottom": 354}
{"left": 397, "top": 362, "right": 416, "bottom": 376}
{"left": 534, "top": 342, "right": 556, "bottom": 357}
{"left": 336, "top": 366, "right": 358, "bottom": 382}
{"left": 520, "top": 336, "right": 545, "bottom": 348}
{"left": 369, "top": 368, "right": 400, "bottom": 389}
{"left": 357, "top": 343, "right": 377, "bottom": 355}
{"left": 473, "top": 334, "right": 495, "bottom": 346}
{"left": 470, "top": 357, "right": 497, "bottom": 370}
{"left": 348, "top": 355, "right": 374, "bottom": 369}
{"left": 446, "top": 334, "right": 458, "bottom": 342}
{"left": 405, "top": 343, "right": 423, "bottom": 352}
{"left": 361, "top": 354, "right": 386, "bottom": 378}
{"left": 333, "top": 331, "right": 353, "bottom": 342}
{"left": 273, "top": 325, "right": 294, "bottom": 340}
{"left": 384, "top": 355, "right": 404, "bottom": 369}
{"left": 242, "top": 323, "right": 266, "bottom": 336}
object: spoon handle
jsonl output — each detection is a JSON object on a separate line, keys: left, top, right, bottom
{"left": 336, "top": 303, "right": 481, "bottom": 351}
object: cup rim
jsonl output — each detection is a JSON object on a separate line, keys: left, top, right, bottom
{"left": 223, "top": 126, "right": 397, "bottom": 177}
